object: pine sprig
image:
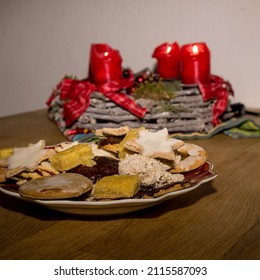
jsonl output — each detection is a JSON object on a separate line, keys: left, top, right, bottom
{"left": 133, "top": 74, "right": 177, "bottom": 101}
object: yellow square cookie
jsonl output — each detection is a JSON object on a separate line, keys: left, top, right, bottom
{"left": 49, "top": 144, "right": 95, "bottom": 171}
{"left": 93, "top": 174, "right": 141, "bottom": 199}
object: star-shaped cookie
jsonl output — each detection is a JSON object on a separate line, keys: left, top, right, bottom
{"left": 124, "top": 128, "right": 184, "bottom": 161}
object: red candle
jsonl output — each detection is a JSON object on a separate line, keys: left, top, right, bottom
{"left": 180, "top": 42, "right": 210, "bottom": 84}
{"left": 152, "top": 42, "right": 180, "bottom": 79}
{"left": 89, "top": 44, "right": 123, "bottom": 85}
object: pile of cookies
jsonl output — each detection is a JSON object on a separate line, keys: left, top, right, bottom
{"left": 0, "top": 127, "right": 208, "bottom": 201}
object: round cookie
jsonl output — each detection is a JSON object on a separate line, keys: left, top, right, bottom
{"left": 19, "top": 173, "right": 93, "bottom": 200}
{"left": 170, "top": 143, "right": 208, "bottom": 173}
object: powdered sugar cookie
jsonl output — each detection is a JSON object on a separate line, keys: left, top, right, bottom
{"left": 119, "top": 154, "right": 184, "bottom": 187}
{"left": 19, "top": 173, "right": 93, "bottom": 200}
{"left": 124, "top": 128, "right": 184, "bottom": 161}
{"left": 6, "top": 140, "right": 56, "bottom": 178}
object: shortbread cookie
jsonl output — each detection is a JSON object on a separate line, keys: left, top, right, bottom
{"left": 95, "top": 126, "right": 130, "bottom": 137}
{"left": 19, "top": 173, "right": 93, "bottom": 200}
{"left": 54, "top": 141, "right": 79, "bottom": 152}
{"left": 124, "top": 128, "right": 184, "bottom": 161}
{"left": 0, "top": 167, "right": 7, "bottom": 183}
{"left": 37, "top": 161, "right": 60, "bottom": 175}
{"left": 170, "top": 143, "right": 208, "bottom": 173}
{"left": 93, "top": 174, "right": 141, "bottom": 199}
{"left": 89, "top": 143, "right": 117, "bottom": 158}
{"left": 19, "top": 171, "right": 42, "bottom": 180}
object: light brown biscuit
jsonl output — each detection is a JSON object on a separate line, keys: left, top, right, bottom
{"left": 0, "top": 167, "right": 7, "bottom": 183}
{"left": 95, "top": 126, "right": 130, "bottom": 137}
{"left": 19, "top": 173, "right": 93, "bottom": 200}
{"left": 19, "top": 171, "right": 42, "bottom": 180}
{"left": 37, "top": 161, "right": 60, "bottom": 175}
{"left": 88, "top": 143, "right": 117, "bottom": 159}
{"left": 170, "top": 143, "right": 208, "bottom": 173}
{"left": 122, "top": 140, "right": 141, "bottom": 154}
{"left": 54, "top": 141, "right": 79, "bottom": 153}
{"left": 99, "top": 143, "right": 119, "bottom": 154}
{"left": 117, "top": 128, "right": 143, "bottom": 159}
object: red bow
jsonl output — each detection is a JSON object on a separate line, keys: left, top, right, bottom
{"left": 47, "top": 74, "right": 146, "bottom": 126}
{"left": 199, "top": 75, "right": 234, "bottom": 126}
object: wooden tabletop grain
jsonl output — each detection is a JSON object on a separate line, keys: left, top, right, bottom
{"left": 0, "top": 109, "right": 259, "bottom": 260}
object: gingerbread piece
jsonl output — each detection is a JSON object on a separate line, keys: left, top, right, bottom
{"left": 19, "top": 173, "right": 93, "bottom": 200}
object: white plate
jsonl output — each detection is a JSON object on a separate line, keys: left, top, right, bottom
{"left": 0, "top": 161, "right": 217, "bottom": 216}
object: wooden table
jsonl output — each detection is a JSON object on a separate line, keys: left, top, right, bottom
{"left": 0, "top": 109, "right": 260, "bottom": 260}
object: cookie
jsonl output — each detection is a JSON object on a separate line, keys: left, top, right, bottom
{"left": 95, "top": 126, "right": 130, "bottom": 137}
{"left": 37, "top": 161, "right": 60, "bottom": 175}
{"left": 117, "top": 128, "right": 143, "bottom": 159}
{"left": 54, "top": 141, "right": 79, "bottom": 153}
{"left": 143, "top": 183, "right": 188, "bottom": 198}
{"left": 49, "top": 143, "right": 95, "bottom": 171}
{"left": 19, "top": 173, "right": 93, "bottom": 200}
{"left": 0, "top": 167, "right": 7, "bottom": 183}
{"left": 69, "top": 156, "right": 119, "bottom": 184}
{"left": 93, "top": 174, "right": 141, "bottom": 199}
{"left": 97, "top": 138, "right": 122, "bottom": 154}
{"left": 19, "top": 171, "right": 42, "bottom": 180}
{"left": 119, "top": 154, "right": 184, "bottom": 187}
{"left": 88, "top": 143, "right": 117, "bottom": 158}
{"left": 170, "top": 143, "right": 208, "bottom": 173}
{"left": 6, "top": 140, "right": 56, "bottom": 178}
{"left": 124, "top": 128, "right": 184, "bottom": 161}
{"left": 0, "top": 147, "right": 14, "bottom": 167}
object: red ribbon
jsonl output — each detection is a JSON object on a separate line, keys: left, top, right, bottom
{"left": 199, "top": 75, "right": 234, "bottom": 126}
{"left": 47, "top": 73, "right": 146, "bottom": 126}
